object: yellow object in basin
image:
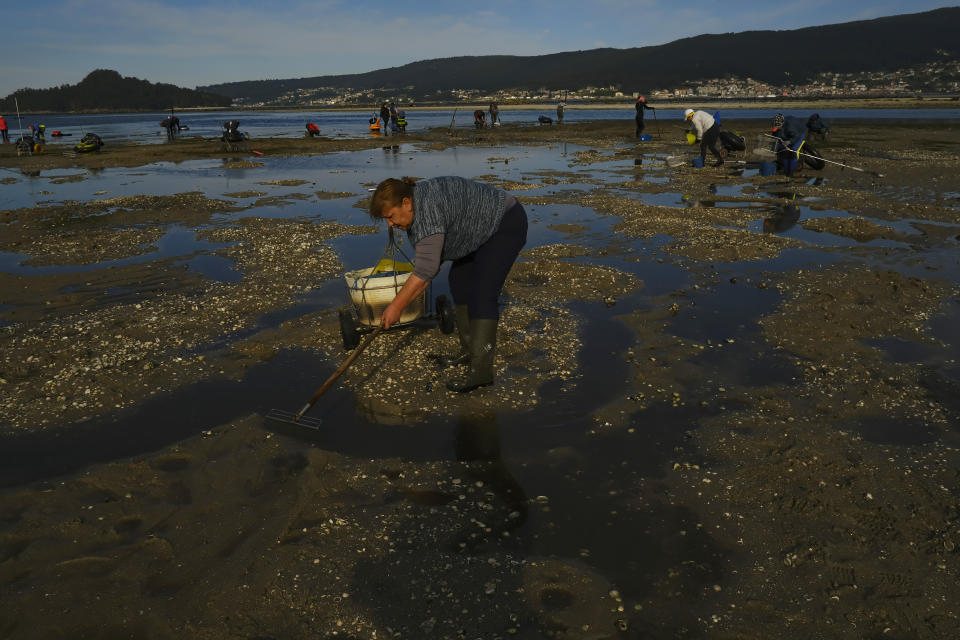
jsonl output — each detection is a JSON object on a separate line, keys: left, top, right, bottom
{"left": 373, "top": 258, "right": 413, "bottom": 274}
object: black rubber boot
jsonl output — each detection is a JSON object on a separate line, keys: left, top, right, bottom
{"left": 439, "top": 305, "right": 471, "bottom": 367}
{"left": 447, "top": 318, "right": 497, "bottom": 393}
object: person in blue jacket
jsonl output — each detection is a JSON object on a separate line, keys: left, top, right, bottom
{"left": 771, "top": 113, "right": 808, "bottom": 176}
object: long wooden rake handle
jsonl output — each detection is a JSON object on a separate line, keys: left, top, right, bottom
{"left": 292, "top": 325, "right": 383, "bottom": 421}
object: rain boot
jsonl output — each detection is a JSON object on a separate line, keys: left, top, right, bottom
{"left": 439, "top": 305, "right": 471, "bottom": 367}
{"left": 447, "top": 318, "right": 497, "bottom": 393}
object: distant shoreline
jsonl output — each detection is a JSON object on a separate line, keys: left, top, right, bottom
{"left": 238, "top": 96, "right": 960, "bottom": 112}
{"left": 9, "top": 96, "right": 959, "bottom": 115}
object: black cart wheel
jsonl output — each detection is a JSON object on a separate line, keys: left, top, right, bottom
{"left": 802, "top": 144, "right": 826, "bottom": 170}
{"left": 436, "top": 295, "right": 455, "bottom": 334}
{"left": 339, "top": 310, "right": 362, "bottom": 349}
{"left": 720, "top": 130, "right": 746, "bottom": 152}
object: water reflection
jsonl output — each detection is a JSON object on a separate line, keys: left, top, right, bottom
{"left": 455, "top": 409, "right": 529, "bottom": 544}
{"left": 763, "top": 204, "right": 802, "bottom": 233}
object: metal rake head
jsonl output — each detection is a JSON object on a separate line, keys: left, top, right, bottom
{"left": 265, "top": 408, "right": 323, "bottom": 430}
{"left": 754, "top": 134, "right": 780, "bottom": 158}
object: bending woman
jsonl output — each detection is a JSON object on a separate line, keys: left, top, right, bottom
{"left": 368, "top": 176, "right": 528, "bottom": 392}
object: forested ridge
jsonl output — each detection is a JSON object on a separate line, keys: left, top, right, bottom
{"left": 3, "top": 7, "right": 958, "bottom": 112}
{"left": 1, "top": 70, "right": 232, "bottom": 113}
{"left": 200, "top": 7, "right": 960, "bottom": 102}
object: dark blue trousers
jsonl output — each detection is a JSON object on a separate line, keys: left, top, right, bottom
{"left": 448, "top": 201, "right": 528, "bottom": 320}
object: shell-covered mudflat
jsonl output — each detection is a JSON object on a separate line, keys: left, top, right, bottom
{"left": 1, "top": 119, "right": 959, "bottom": 639}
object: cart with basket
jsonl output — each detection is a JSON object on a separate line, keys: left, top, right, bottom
{"left": 338, "top": 228, "right": 455, "bottom": 349}
{"left": 266, "top": 228, "right": 456, "bottom": 430}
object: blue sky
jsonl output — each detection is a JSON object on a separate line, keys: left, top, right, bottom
{"left": 1, "top": 1, "right": 957, "bottom": 96}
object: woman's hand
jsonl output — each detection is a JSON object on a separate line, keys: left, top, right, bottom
{"left": 381, "top": 301, "right": 404, "bottom": 330}
{"left": 380, "top": 273, "right": 429, "bottom": 329}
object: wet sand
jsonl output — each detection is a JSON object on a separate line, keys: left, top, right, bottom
{"left": 1, "top": 119, "right": 959, "bottom": 639}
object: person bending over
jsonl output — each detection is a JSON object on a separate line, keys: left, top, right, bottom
{"left": 368, "top": 176, "right": 528, "bottom": 392}
{"left": 806, "top": 113, "right": 830, "bottom": 140}
{"left": 684, "top": 108, "right": 723, "bottom": 166}
{"left": 771, "top": 113, "right": 808, "bottom": 176}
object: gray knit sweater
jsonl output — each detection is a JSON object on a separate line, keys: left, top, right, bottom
{"left": 407, "top": 177, "right": 507, "bottom": 262}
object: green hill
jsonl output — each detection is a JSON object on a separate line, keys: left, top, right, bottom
{"left": 199, "top": 7, "right": 960, "bottom": 103}
{"left": 1, "top": 69, "right": 232, "bottom": 113}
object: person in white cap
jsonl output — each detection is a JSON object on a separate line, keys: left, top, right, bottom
{"left": 683, "top": 108, "right": 723, "bottom": 167}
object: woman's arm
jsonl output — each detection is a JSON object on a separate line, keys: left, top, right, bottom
{"left": 380, "top": 233, "right": 443, "bottom": 328}
{"left": 381, "top": 273, "right": 430, "bottom": 329}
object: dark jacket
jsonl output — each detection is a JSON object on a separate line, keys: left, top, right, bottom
{"left": 806, "top": 114, "right": 830, "bottom": 134}
{"left": 635, "top": 101, "right": 653, "bottom": 119}
{"left": 775, "top": 116, "right": 807, "bottom": 149}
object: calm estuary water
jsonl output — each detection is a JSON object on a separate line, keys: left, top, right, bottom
{"left": 8, "top": 106, "right": 960, "bottom": 145}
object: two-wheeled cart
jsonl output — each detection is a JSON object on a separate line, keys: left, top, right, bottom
{"left": 338, "top": 228, "right": 455, "bottom": 349}
{"left": 267, "top": 229, "right": 455, "bottom": 429}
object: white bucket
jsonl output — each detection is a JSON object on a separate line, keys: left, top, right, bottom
{"left": 345, "top": 265, "right": 425, "bottom": 327}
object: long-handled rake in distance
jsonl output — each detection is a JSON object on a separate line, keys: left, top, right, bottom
{"left": 448, "top": 108, "right": 458, "bottom": 137}
{"left": 756, "top": 134, "right": 884, "bottom": 177}
{"left": 266, "top": 325, "right": 384, "bottom": 429}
